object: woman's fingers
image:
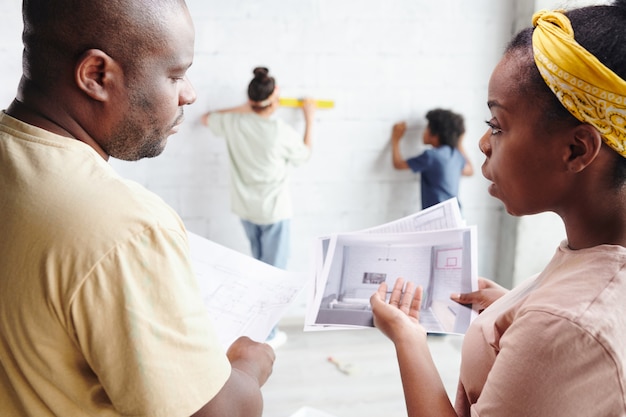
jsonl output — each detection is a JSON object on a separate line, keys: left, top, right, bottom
{"left": 388, "top": 277, "right": 405, "bottom": 307}
{"left": 386, "top": 278, "right": 422, "bottom": 318}
{"left": 409, "top": 285, "right": 422, "bottom": 320}
{"left": 399, "top": 281, "right": 415, "bottom": 313}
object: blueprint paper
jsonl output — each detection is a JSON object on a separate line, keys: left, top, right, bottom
{"left": 187, "top": 232, "right": 307, "bottom": 348}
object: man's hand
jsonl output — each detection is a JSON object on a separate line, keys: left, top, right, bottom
{"left": 226, "top": 336, "right": 275, "bottom": 387}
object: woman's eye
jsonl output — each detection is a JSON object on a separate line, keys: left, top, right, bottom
{"left": 485, "top": 120, "right": 502, "bottom": 135}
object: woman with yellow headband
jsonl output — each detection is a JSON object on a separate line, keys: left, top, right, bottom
{"left": 370, "top": 1, "right": 626, "bottom": 416}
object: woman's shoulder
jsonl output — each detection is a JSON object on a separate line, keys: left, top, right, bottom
{"left": 518, "top": 243, "right": 626, "bottom": 339}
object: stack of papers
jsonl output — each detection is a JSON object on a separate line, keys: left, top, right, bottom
{"left": 305, "top": 198, "right": 478, "bottom": 335}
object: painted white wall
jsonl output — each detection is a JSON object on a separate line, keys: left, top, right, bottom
{"left": 0, "top": 0, "right": 606, "bottom": 315}
{"left": 0, "top": 2, "right": 22, "bottom": 103}
{"left": 121, "top": 0, "right": 514, "bottom": 281}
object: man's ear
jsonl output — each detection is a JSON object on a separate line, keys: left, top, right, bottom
{"left": 566, "top": 124, "right": 603, "bottom": 173}
{"left": 74, "top": 49, "right": 121, "bottom": 102}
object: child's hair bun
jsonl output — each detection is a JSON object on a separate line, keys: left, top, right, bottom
{"left": 253, "top": 67, "right": 270, "bottom": 80}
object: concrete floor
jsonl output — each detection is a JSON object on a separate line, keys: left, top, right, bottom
{"left": 261, "top": 322, "right": 463, "bottom": 417}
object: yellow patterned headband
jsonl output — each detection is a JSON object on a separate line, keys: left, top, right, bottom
{"left": 532, "top": 10, "right": 626, "bottom": 157}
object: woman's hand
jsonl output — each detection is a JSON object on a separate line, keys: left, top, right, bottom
{"left": 301, "top": 98, "right": 316, "bottom": 123}
{"left": 450, "top": 277, "right": 508, "bottom": 313}
{"left": 370, "top": 278, "right": 427, "bottom": 343}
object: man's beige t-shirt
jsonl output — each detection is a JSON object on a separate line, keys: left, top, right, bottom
{"left": 0, "top": 112, "right": 231, "bottom": 417}
{"left": 208, "top": 112, "right": 310, "bottom": 225}
{"left": 456, "top": 241, "right": 626, "bottom": 416}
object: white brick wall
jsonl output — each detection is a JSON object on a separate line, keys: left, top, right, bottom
{"left": 0, "top": 1, "right": 22, "bottom": 104}
{"left": 2, "top": 0, "right": 571, "bottom": 316}
{"left": 167, "top": 0, "right": 516, "bottom": 281}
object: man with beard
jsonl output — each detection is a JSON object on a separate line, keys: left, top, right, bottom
{"left": 0, "top": 1, "right": 274, "bottom": 416}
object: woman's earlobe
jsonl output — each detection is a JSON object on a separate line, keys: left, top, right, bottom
{"left": 566, "top": 124, "right": 603, "bottom": 171}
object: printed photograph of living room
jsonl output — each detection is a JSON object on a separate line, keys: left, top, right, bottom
{"left": 314, "top": 228, "right": 475, "bottom": 334}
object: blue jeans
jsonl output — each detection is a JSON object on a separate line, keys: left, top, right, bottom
{"left": 240, "top": 219, "right": 290, "bottom": 269}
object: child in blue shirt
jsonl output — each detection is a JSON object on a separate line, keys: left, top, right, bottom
{"left": 391, "top": 109, "right": 474, "bottom": 209}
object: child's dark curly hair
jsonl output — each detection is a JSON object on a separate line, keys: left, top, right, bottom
{"left": 425, "top": 109, "right": 465, "bottom": 148}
